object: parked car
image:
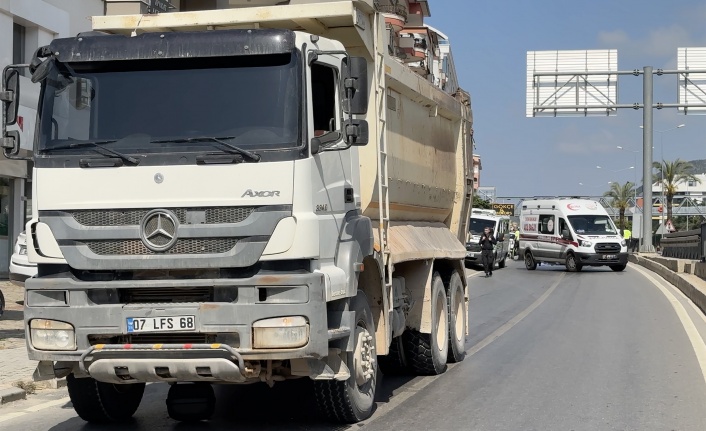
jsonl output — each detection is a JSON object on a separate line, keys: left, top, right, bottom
{"left": 9, "top": 231, "right": 38, "bottom": 285}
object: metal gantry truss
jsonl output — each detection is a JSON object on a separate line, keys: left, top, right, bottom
{"left": 495, "top": 195, "right": 706, "bottom": 219}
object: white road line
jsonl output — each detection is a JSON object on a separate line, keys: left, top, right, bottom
{"left": 632, "top": 264, "right": 706, "bottom": 388}
{"left": 466, "top": 272, "right": 566, "bottom": 358}
{"left": 631, "top": 265, "right": 706, "bottom": 326}
{"left": 0, "top": 396, "right": 70, "bottom": 423}
{"left": 363, "top": 271, "right": 565, "bottom": 427}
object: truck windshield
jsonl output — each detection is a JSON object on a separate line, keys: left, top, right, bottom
{"left": 470, "top": 218, "right": 497, "bottom": 235}
{"left": 567, "top": 215, "right": 618, "bottom": 235}
{"left": 37, "top": 53, "right": 301, "bottom": 154}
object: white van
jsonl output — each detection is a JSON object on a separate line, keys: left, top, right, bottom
{"left": 519, "top": 199, "right": 628, "bottom": 272}
{"left": 465, "top": 209, "right": 511, "bottom": 268}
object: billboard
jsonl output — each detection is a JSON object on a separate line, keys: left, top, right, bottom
{"left": 492, "top": 203, "right": 515, "bottom": 216}
{"left": 677, "top": 47, "right": 706, "bottom": 114}
{"left": 527, "top": 49, "right": 618, "bottom": 117}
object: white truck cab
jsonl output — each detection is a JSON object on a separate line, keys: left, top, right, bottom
{"left": 465, "top": 208, "right": 511, "bottom": 269}
{"left": 519, "top": 199, "right": 628, "bottom": 272}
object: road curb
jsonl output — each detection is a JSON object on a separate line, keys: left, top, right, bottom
{"left": 0, "top": 386, "right": 26, "bottom": 404}
{"left": 0, "top": 378, "right": 66, "bottom": 406}
{"left": 629, "top": 254, "right": 706, "bottom": 315}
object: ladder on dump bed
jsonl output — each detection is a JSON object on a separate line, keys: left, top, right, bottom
{"left": 374, "top": 14, "right": 392, "bottom": 290}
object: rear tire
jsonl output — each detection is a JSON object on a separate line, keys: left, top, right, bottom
{"left": 0, "top": 290, "right": 5, "bottom": 319}
{"left": 498, "top": 255, "right": 507, "bottom": 268}
{"left": 166, "top": 383, "right": 216, "bottom": 422}
{"left": 524, "top": 251, "right": 537, "bottom": 270}
{"left": 315, "top": 290, "right": 378, "bottom": 423}
{"left": 378, "top": 336, "right": 409, "bottom": 375}
{"left": 67, "top": 375, "right": 145, "bottom": 424}
{"left": 446, "top": 272, "right": 466, "bottom": 363}
{"left": 403, "top": 272, "right": 448, "bottom": 375}
{"left": 610, "top": 264, "right": 626, "bottom": 272}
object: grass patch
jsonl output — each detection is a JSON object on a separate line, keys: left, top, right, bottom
{"left": 13, "top": 380, "right": 37, "bottom": 395}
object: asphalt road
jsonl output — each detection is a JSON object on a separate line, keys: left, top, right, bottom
{"left": 2, "top": 259, "right": 706, "bottom": 430}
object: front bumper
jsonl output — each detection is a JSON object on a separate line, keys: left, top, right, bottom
{"left": 577, "top": 252, "right": 629, "bottom": 266}
{"left": 24, "top": 271, "right": 328, "bottom": 368}
{"left": 9, "top": 260, "right": 37, "bottom": 286}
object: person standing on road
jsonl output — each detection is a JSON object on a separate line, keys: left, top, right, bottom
{"left": 479, "top": 226, "right": 497, "bottom": 278}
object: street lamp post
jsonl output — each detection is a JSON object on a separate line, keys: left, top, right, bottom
{"left": 616, "top": 145, "right": 640, "bottom": 247}
{"left": 640, "top": 124, "right": 685, "bottom": 232}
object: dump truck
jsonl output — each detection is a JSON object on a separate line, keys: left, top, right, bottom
{"left": 0, "top": 0, "right": 473, "bottom": 424}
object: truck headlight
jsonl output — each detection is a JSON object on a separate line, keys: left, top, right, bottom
{"left": 253, "top": 316, "right": 308, "bottom": 349}
{"left": 621, "top": 239, "right": 627, "bottom": 247}
{"left": 30, "top": 319, "right": 76, "bottom": 351}
{"left": 581, "top": 240, "right": 593, "bottom": 247}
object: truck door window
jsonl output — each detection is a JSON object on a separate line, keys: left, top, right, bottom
{"left": 539, "top": 214, "right": 555, "bottom": 235}
{"left": 559, "top": 218, "right": 570, "bottom": 238}
{"left": 311, "top": 63, "right": 338, "bottom": 137}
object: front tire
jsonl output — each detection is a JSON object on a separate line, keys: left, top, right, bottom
{"left": 315, "top": 290, "right": 378, "bottom": 423}
{"left": 67, "top": 375, "right": 145, "bottom": 423}
{"left": 610, "top": 264, "right": 626, "bottom": 272}
{"left": 403, "top": 272, "right": 448, "bottom": 375}
{"left": 446, "top": 272, "right": 466, "bottom": 363}
{"left": 565, "top": 253, "right": 582, "bottom": 272}
{"left": 525, "top": 251, "right": 537, "bottom": 270}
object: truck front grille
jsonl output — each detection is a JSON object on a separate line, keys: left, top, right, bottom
{"left": 89, "top": 333, "right": 216, "bottom": 345}
{"left": 120, "top": 287, "right": 214, "bottom": 303}
{"left": 71, "top": 207, "right": 255, "bottom": 226}
{"left": 86, "top": 238, "right": 238, "bottom": 255}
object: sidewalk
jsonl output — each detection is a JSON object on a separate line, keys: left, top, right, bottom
{"left": 0, "top": 281, "right": 64, "bottom": 405}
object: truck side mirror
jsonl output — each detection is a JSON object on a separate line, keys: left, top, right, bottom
{"left": 1, "top": 68, "right": 20, "bottom": 126}
{"left": 341, "top": 56, "right": 369, "bottom": 115}
{"left": 344, "top": 119, "right": 368, "bottom": 146}
{"left": 562, "top": 229, "right": 571, "bottom": 240}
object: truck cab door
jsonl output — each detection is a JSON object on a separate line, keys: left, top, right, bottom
{"left": 308, "top": 52, "right": 356, "bottom": 261}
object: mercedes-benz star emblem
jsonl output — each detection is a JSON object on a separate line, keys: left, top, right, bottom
{"left": 140, "top": 210, "right": 178, "bottom": 252}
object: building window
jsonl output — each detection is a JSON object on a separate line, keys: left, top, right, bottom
{"left": 13, "top": 23, "right": 26, "bottom": 66}
{"left": 688, "top": 180, "right": 696, "bottom": 187}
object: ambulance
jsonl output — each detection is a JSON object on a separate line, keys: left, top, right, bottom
{"left": 519, "top": 199, "right": 628, "bottom": 272}
{"left": 465, "top": 208, "right": 511, "bottom": 268}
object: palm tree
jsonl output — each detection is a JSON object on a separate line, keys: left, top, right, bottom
{"left": 653, "top": 159, "right": 701, "bottom": 223}
{"left": 604, "top": 181, "right": 635, "bottom": 233}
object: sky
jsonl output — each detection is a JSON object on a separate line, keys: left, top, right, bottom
{"left": 425, "top": 0, "right": 706, "bottom": 200}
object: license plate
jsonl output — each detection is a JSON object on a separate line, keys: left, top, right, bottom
{"left": 466, "top": 252, "right": 477, "bottom": 258}
{"left": 601, "top": 254, "right": 616, "bottom": 260}
{"left": 126, "top": 315, "right": 196, "bottom": 333}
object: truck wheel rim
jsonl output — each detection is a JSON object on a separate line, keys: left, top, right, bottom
{"left": 353, "top": 326, "right": 375, "bottom": 386}
{"left": 435, "top": 289, "right": 448, "bottom": 353}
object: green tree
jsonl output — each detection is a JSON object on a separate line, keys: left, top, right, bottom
{"left": 652, "top": 159, "right": 701, "bottom": 223}
{"left": 604, "top": 181, "right": 635, "bottom": 232}
{"left": 472, "top": 194, "right": 492, "bottom": 209}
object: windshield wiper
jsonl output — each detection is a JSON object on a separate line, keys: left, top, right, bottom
{"left": 151, "top": 136, "right": 261, "bottom": 162}
{"left": 48, "top": 140, "right": 140, "bottom": 166}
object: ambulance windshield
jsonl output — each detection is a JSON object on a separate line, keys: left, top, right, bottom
{"left": 567, "top": 215, "right": 618, "bottom": 235}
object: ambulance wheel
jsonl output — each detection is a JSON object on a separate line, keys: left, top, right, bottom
{"left": 610, "top": 264, "right": 626, "bottom": 272}
{"left": 498, "top": 255, "right": 507, "bottom": 268}
{"left": 524, "top": 251, "right": 537, "bottom": 270}
{"left": 565, "top": 253, "right": 582, "bottom": 272}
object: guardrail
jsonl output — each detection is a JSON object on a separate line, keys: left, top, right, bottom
{"left": 660, "top": 223, "right": 706, "bottom": 260}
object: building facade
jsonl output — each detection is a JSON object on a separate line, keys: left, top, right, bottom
{"left": 0, "top": 0, "right": 104, "bottom": 276}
